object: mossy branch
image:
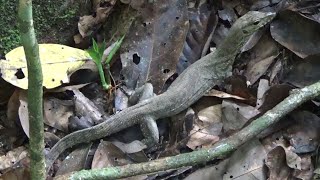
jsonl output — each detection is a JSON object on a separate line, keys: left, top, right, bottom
{"left": 18, "top": 0, "right": 45, "bottom": 179}
{"left": 54, "top": 81, "right": 320, "bottom": 180}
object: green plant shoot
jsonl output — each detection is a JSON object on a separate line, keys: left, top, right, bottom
{"left": 86, "top": 36, "right": 124, "bottom": 90}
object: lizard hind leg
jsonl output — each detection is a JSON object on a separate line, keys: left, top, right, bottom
{"left": 140, "top": 116, "right": 159, "bottom": 147}
{"left": 128, "top": 83, "right": 154, "bottom": 105}
{"left": 128, "top": 83, "right": 159, "bottom": 147}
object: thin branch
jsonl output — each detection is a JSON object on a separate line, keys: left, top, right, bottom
{"left": 18, "top": 0, "right": 45, "bottom": 179}
{"left": 55, "top": 81, "right": 320, "bottom": 180}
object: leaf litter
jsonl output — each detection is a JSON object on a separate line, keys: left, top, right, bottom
{"left": 0, "top": 0, "right": 320, "bottom": 179}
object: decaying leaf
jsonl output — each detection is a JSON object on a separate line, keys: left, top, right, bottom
{"left": 285, "top": 111, "right": 320, "bottom": 153}
{"left": 263, "top": 133, "right": 314, "bottom": 179}
{"left": 0, "top": 167, "right": 30, "bottom": 180}
{"left": 221, "top": 100, "right": 260, "bottom": 132}
{"left": 270, "top": 10, "right": 320, "bottom": 58}
{"left": 184, "top": 159, "right": 229, "bottom": 180}
{"left": 19, "top": 92, "right": 74, "bottom": 136}
{"left": 286, "top": 0, "right": 320, "bottom": 24}
{"left": 0, "top": 146, "right": 27, "bottom": 171}
{"left": 205, "top": 89, "right": 246, "bottom": 100}
{"left": 91, "top": 141, "right": 132, "bottom": 169}
{"left": 55, "top": 143, "right": 92, "bottom": 176}
{"left": 258, "top": 84, "right": 293, "bottom": 113}
{"left": 224, "top": 75, "right": 256, "bottom": 105}
{"left": 187, "top": 105, "right": 221, "bottom": 149}
{"left": 0, "top": 78, "right": 14, "bottom": 105}
{"left": 78, "top": 0, "right": 117, "bottom": 37}
{"left": 44, "top": 132, "right": 60, "bottom": 148}
{"left": 18, "top": 91, "right": 29, "bottom": 137}
{"left": 265, "top": 146, "right": 292, "bottom": 180}
{"left": 43, "top": 97, "right": 74, "bottom": 132}
{"left": 256, "top": 79, "right": 270, "bottom": 109}
{"left": 222, "top": 139, "right": 267, "bottom": 180}
{"left": 244, "top": 33, "right": 279, "bottom": 85}
{"left": 0, "top": 44, "right": 90, "bottom": 89}
{"left": 112, "top": 140, "right": 146, "bottom": 154}
{"left": 6, "top": 89, "right": 20, "bottom": 129}
{"left": 120, "top": 0, "right": 189, "bottom": 92}
{"left": 177, "top": 3, "right": 217, "bottom": 74}
{"left": 73, "top": 89, "right": 105, "bottom": 124}
{"left": 282, "top": 54, "right": 320, "bottom": 88}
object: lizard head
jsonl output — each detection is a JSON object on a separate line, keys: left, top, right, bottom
{"left": 217, "top": 11, "right": 276, "bottom": 56}
{"left": 214, "top": 11, "right": 276, "bottom": 71}
{"left": 233, "top": 11, "right": 276, "bottom": 37}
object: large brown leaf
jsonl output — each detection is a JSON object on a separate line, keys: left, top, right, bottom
{"left": 120, "top": 0, "right": 188, "bottom": 93}
{"left": 244, "top": 33, "right": 279, "bottom": 85}
{"left": 282, "top": 54, "right": 320, "bottom": 88}
{"left": 270, "top": 10, "right": 320, "bottom": 58}
{"left": 177, "top": 3, "right": 217, "bottom": 74}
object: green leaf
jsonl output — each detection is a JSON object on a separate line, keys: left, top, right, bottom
{"left": 105, "top": 35, "right": 125, "bottom": 64}
{"left": 99, "top": 40, "right": 107, "bottom": 58}
{"left": 92, "top": 38, "right": 99, "bottom": 53}
{"left": 86, "top": 49, "right": 100, "bottom": 64}
{"left": 86, "top": 39, "right": 111, "bottom": 90}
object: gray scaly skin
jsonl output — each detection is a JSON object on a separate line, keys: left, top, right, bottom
{"left": 46, "top": 11, "right": 276, "bottom": 171}
{"left": 128, "top": 83, "right": 159, "bottom": 146}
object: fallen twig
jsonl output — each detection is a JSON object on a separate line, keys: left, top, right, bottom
{"left": 55, "top": 81, "right": 320, "bottom": 180}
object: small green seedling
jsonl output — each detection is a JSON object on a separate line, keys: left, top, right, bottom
{"left": 86, "top": 36, "right": 124, "bottom": 90}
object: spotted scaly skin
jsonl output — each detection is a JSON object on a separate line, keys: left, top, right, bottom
{"left": 46, "top": 11, "right": 276, "bottom": 172}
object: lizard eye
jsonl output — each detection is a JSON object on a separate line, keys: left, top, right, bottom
{"left": 253, "top": 21, "right": 260, "bottom": 25}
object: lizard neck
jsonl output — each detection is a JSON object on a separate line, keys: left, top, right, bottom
{"left": 213, "top": 27, "right": 250, "bottom": 71}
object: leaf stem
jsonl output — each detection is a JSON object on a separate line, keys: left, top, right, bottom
{"left": 97, "top": 63, "right": 109, "bottom": 90}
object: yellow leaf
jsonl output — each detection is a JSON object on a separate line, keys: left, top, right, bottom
{"left": 0, "top": 44, "right": 90, "bottom": 89}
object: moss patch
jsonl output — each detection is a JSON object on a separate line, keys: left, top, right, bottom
{"left": 0, "top": 0, "right": 91, "bottom": 55}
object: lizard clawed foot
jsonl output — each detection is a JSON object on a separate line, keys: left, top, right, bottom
{"left": 129, "top": 83, "right": 159, "bottom": 147}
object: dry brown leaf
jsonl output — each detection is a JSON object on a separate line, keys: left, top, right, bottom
{"left": 19, "top": 93, "right": 74, "bottom": 135}
{"left": 55, "top": 143, "right": 92, "bottom": 176}
{"left": 120, "top": 0, "right": 188, "bottom": 92}
{"left": 0, "top": 147, "right": 27, "bottom": 171}
{"left": 18, "top": 91, "right": 29, "bottom": 137}
{"left": 265, "top": 146, "right": 292, "bottom": 180}
{"left": 78, "top": 1, "right": 116, "bottom": 37}
{"left": 270, "top": 10, "right": 320, "bottom": 58}
{"left": 205, "top": 89, "right": 245, "bottom": 100}
{"left": 221, "top": 100, "right": 260, "bottom": 132}
{"left": 256, "top": 79, "right": 270, "bottom": 109}
{"left": 44, "top": 97, "right": 73, "bottom": 132}
{"left": 177, "top": 3, "right": 217, "bottom": 74}
{"left": 112, "top": 140, "right": 146, "bottom": 154}
{"left": 91, "top": 141, "right": 132, "bottom": 169}
{"left": 285, "top": 111, "right": 320, "bottom": 153}
{"left": 224, "top": 75, "right": 256, "bottom": 105}
{"left": 186, "top": 105, "right": 222, "bottom": 149}
{"left": 73, "top": 90, "right": 104, "bottom": 123}
{"left": 6, "top": 89, "right": 20, "bottom": 129}
{"left": 0, "top": 167, "right": 30, "bottom": 180}
{"left": 282, "top": 54, "right": 320, "bottom": 88}
{"left": 223, "top": 139, "right": 267, "bottom": 180}
{"left": 258, "top": 84, "right": 293, "bottom": 113}
{"left": 244, "top": 33, "right": 279, "bottom": 85}
{"left": 184, "top": 159, "right": 229, "bottom": 180}
{"left": 186, "top": 126, "right": 219, "bottom": 150}
{"left": 293, "top": 155, "right": 314, "bottom": 180}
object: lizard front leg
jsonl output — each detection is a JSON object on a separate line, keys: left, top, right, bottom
{"left": 128, "top": 83, "right": 159, "bottom": 147}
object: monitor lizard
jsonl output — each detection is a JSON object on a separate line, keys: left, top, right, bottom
{"left": 46, "top": 11, "right": 276, "bottom": 172}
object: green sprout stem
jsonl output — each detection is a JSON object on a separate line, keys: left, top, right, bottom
{"left": 97, "top": 63, "right": 110, "bottom": 90}
{"left": 87, "top": 36, "right": 124, "bottom": 90}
